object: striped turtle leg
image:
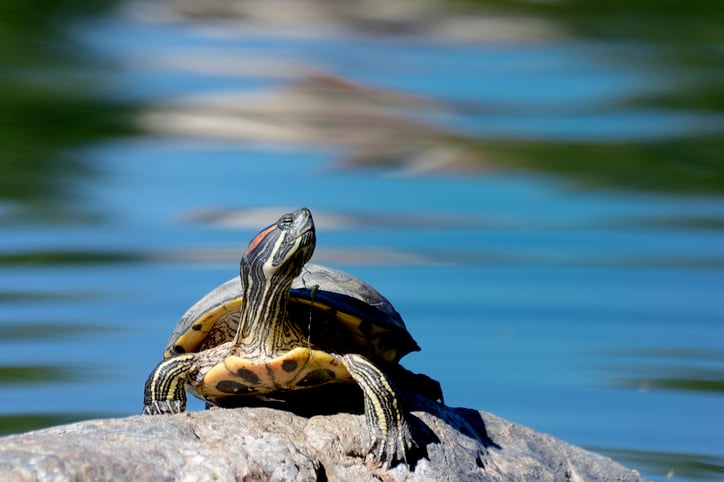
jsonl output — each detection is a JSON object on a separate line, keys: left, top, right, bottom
{"left": 341, "top": 353, "right": 413, "bottom": 467}
{"left": 142, "top": 353, "right": 198, "bottom": 415}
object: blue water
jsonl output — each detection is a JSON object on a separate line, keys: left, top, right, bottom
{"left": 2, "top": 11, "right": 723, "bottom": 482}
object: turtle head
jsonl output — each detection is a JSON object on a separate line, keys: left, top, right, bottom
{"left": 241, "top": 208, "right": 316, "bottom": 285}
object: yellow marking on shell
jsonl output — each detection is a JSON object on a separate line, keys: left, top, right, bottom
{"left": 293, "top": 298, "right": 365, "bottom": 339}
{"left": 293, "top": 297, "right": 390, "bottom": 339}
{"left": 164, "top": 298, "right": 243, "bottom": 358}
{"left": 293, "top": 298, "right": 400, "bottom": 363}
{"left": 200, "top": 347, "right": 351, "bottom": 397}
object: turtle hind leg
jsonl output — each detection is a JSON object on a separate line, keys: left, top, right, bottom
{"left": 341, "top": 353, "right": 414, "bottom": 468}
{"left": 142, "top": 353, "right": 197, "bottom": 415}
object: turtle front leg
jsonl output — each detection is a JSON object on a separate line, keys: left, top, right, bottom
{"left": 341, "top": 354, "right": 414, "bottom": 468}
{"left": 142, "top": 353, "right": 198, "bottom": 415}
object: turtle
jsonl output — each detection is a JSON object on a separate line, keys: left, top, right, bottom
{"left": 143, "top": 207, "right": 441, "bottom": 466}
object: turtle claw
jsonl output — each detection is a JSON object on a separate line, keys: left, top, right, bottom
{"left": 142, "top": 400, "right": 185, "bottom": 415}
{"left": 367, "top": 419, "right": 415, "bottom": 469}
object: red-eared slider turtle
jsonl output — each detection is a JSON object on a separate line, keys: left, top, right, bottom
{"left": 143, "top": 208, "right": 440, "bottom": 466}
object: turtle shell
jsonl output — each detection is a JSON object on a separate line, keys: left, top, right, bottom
{"left": 164, "top": 263, "right": 420, "bottom": 365}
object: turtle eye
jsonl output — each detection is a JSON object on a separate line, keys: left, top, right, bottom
{"left": 279, "top": 215, "right": 294, "bottom": 228}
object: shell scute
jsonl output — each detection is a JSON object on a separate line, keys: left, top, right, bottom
{"left": 165, "top": 264, "right": 418, "bottom": 364}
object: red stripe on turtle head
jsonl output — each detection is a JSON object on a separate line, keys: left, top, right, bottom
{"left": 244, "top": 224, "right": 277, "bottom": 257}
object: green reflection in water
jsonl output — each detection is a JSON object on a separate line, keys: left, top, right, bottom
{"left": 0, "top": 0, "right": 137, "bottom": 221}
{"left": 478, "top": 135, "right": 724, "bottom": 195}
{"left": 591, "top": 446, "right": 724, "bottom": 481}
{"left": 0, "top": 412, "right": 111, "bottom": 436}
{"left": 462, "top": 0, "right": 722, "bottom": 70}
{"left": 605, "top": 216, "right": 724, "bottom": 231}
{"left": 0, "top": 365, "right": 82, "bottom": 385}
{"left": 0, "top": 291, "right": 96, "bottom": 303}
{"left": 637, "top": 371, "right": 724, "bottom": 394}
{"left": 599, "top": 348, "right": 724, "bottom": 395}
{"left": 452, "top": 0, "right": 723, "bottom": 194}
{"left": 0, "top": 250, "right": 143, "bottom": 265}
{"left": 0, "top": 322, "right": 115, "bottom": 341}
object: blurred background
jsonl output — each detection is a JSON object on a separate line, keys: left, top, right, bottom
{"left": 1, "top": 1, "right": 723, "bottom": 480}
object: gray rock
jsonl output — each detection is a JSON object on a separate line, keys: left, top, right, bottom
{"left": 0, "top": 396, "right": 644, "bottom": 482}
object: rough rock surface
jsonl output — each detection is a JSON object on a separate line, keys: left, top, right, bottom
{"left": 0, "top": 395, "right": 643, "bottom": 482}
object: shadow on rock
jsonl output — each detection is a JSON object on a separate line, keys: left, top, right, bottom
{"left": 211, "top": 367, "right": 457, "bottom": 470}
{"left": 211, "top": 368, "right": 499, "bottom": 473}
